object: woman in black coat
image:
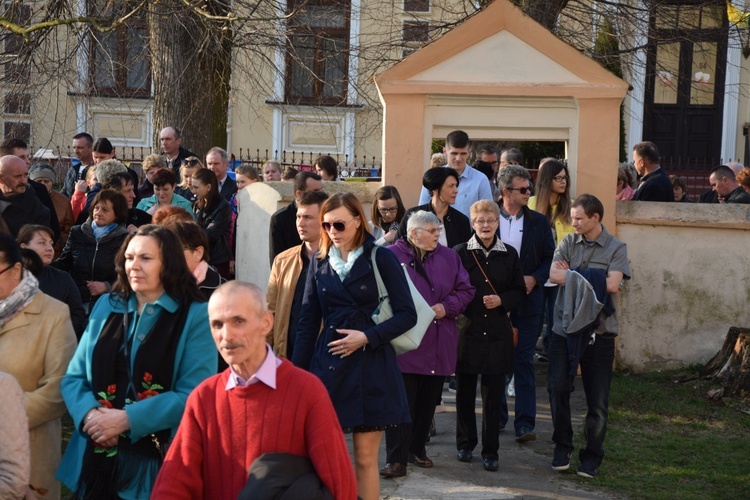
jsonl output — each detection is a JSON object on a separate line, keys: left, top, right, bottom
{"left": 292, "top": 192, "right": 417, "bottom": 500}
{"left": 452, "top": 200, "right": 525, "bottom": 472}
{"left": 54, "top": 190, "right": 130, "bottom": 312}
{"left": 399, "top": 166, "right": 472, "bottom": 248}
{"left": 191, "top": 169, "right": 232, "bottom": 278}
{"left": 18, "top": 224, "right": 87, "bottom": 337}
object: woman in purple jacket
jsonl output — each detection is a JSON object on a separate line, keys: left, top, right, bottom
{"left": 381, "top": 210, "right": 475, "bottom": 477}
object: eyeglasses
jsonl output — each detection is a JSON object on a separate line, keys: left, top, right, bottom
{"left": 553, "top": 175, "right": 569, "bottom": 183}
{"left": 378, "top": 207, "right": 399, "bottom": 214}
{"left": 506, "top": 187, "right": 532, "bottom": 195}
{"left": 416, "top": 226, "right": 443, "bottom": 235}
{"left": 322, "top": 219, "right": 357, "bottom": 232}
{"left": 473, "top": 218, "right": 498, "bottom": 226}
{"left": 182, "top": 158, "right": 200, "bottom": 166}
{"left": 0, "top": 264, "right": 15, "bottom": 276}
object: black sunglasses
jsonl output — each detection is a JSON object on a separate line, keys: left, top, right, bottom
{"left": 182, "top": 158, "right": 200, "bottom": 166}
{"left": 506, "top": 187, "right": 532, "bottom": 195}
{"left": 322, "top": 219, "right": 356, "bottom": 232}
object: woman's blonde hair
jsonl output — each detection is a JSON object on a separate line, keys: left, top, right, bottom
{"left": 179, "top": 157, "right": 205, "bottom": 188}
{"left": 142, "top": 154, "right": 167, "bottom": 172}
{"left": 469, "top": 199, "right": 500, "bottom": 220}
{"left": 318, "top": 192, "right": 370, "bottom": 259}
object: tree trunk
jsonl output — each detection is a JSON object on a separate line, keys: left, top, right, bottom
{"left": 148, "top": 1, "right": 232, "bottom": 157}
{"left": 702, "top": 327, "right": 750, "bottom": 401}
{"left": 518, "top": 0, "right": 569, "bottom": 31}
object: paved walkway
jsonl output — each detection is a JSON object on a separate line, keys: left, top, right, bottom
{"left": 362, "top": 359, "right": 622, "bottom": 499}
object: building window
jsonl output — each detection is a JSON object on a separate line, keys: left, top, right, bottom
{"left": 285, "top": 0, "right": 350, "bottom": 105}
{"left": 403, "top": 21, "right": 429, "bottom": 44}
{"left": 4, "top": 121, "right": 30, "bottom": 143}
{"left": 404, "top": 0, "right": 429, "bottom": 13}
{"left": 88, "top": 0, "right": 150, "bottom": 97}
{"left": 2, "top": 3, "right": 32, "bottom": 84}
{"left": 3, "top": 92, "right": 31, "bottom": 115}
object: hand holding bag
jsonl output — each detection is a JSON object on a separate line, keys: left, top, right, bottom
{"left": 370, "top": 247, "right": 435, "bottom": 355}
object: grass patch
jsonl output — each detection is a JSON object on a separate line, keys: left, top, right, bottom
{"left": 573, "top": 368, "right": 750, "bottom": 499}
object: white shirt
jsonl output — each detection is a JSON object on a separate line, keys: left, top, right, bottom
{"left": 499, "top": 210, "right": 524, "bottom": 256}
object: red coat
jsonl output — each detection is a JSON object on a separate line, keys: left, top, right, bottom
{"left": 151, "top": 360, "right": 357, "bottom": 499}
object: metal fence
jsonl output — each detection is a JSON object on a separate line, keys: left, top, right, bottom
{"left": 39, "top": 146, "right": 382, "bottom": 186}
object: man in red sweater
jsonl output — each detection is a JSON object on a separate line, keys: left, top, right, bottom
{"left": 151, "top": 281, "right": 357, "bottom": 499}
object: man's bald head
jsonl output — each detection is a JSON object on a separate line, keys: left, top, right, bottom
{"left": 0, "top": 155, "right": 29, "bottom": 196}
{"left": 727, "top": 162, "right": 743, "bottom": 177}
{"left": 210, "top": 281, "right": 267, "bottom": 317}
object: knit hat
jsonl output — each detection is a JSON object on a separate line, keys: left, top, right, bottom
{"left": 28, "top": 163, "right": 56, "bottom": 182}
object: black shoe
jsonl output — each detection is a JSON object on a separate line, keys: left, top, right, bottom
{"left": 483, "top": 458, "right": 499, "bottom": 472}
{"left": 456, "top": 449, "right": 473, "bottom": 462}
{"left": 379, "top": 462, "right": 406, "bottom": 478}
{"left": 551, "top": 447, "right": 571, "bottom": 471}
{"left": 515, "top": 427, "right": 537, "bottom": 443}
{"left": 577, "top": 461, "right": 597, "bottom": 479}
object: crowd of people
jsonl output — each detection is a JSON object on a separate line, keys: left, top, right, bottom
{"left": 0, "top": 127, "right": 744, "bottom": 499}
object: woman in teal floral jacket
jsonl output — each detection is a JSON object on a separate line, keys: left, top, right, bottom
{"left": 57, "top": 225, "right": 215, "bottom": 499}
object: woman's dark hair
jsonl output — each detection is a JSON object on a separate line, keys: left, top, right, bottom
{"left": 89, "top": 189, "right": 129, "bottom": 225}
{"left": 17, "top": 224, "right": 54, "bottom": 246}
{"left": 93, "top": 137, "right": 114, "bottom": 154}
{"left": 282, "top": 166, "right": 299, "bottom": 180}
{"left": 669, "top": 175, "right": 688, "bottom": 193}
{"left": 165, "top": 221, "right": 210, "bottom": 263}
{"left": 370, "top": 185, "right": 405, "bottom": 229}
{"left": 318, "top": 192, "right": 370, "bottom": 259}
{"left": 534, "top": 160, "right": 571, "bottom": 226}
{"left": 0, "top": 217, "right": 9, "bottom": 235}
{"left": 314, "top": 155, "right": 338, "bottom": 180}
{"left": 192, "top": 168, "right": 220, "bottom": 211}
{"left": 151, "top": 168, "right": 177, "bottom": 188}
{"left": 20, "top": 248, "right": 43, "bottom": 277}
{"left": 0, "top": 232, "right": 23, "bottom": 266}
{"left": 112, "top": 225, "right": 204, "bottom": 302}
{"left": 423, "top": 166, "right": 460, "bottom": 195}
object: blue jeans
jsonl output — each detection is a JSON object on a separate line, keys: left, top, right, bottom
{"left": 499, "top": 314, "right": 542, "bottom": 432}
{"left": 547, "top": 332, "right": 615, "bottom": 468}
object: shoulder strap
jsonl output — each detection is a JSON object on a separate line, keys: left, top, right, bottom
{"left": 470, "top": 250, "right": 499, "bottom": 296}
{"left": 370, "top": 246, "right": 388, "bottom": 300}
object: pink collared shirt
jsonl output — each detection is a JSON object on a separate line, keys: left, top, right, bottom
{"left": 225, "top": 344, "right": 282, "bottom": 390}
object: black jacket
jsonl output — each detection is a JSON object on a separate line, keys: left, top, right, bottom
{"left": 399, "top": 202, "right": 472, "bottom": 249}
{"left": 269, "top": 200, "right": 301, "bottom": 266}
{"left": 219, "top": 175, "right": 237, "bottom": 202}
{"left": 725, "top": 186, "right": 750, "bottom": 204}
{"left": 238, "top": 453, "right": 333, "bottom": 500}
{"left": 0, "top": 188, "right": 51, "bottom": 236}
{"left": 30, "top": 179, "right": 60, "bottom": 242}
{"left": 165, "top": 146, "right": 197, "bottom": 181}
{"left": 633, "top": 167, "right": 673, "bottom": 202}
{"left": 195, "top": 198, "right": 232, "bottom": 266}
{"left": 198, "top": 265, "right": 225, "bottom": 301}
{"left": 454, "top": 236, "right": 526, "bottom": 374}
{"left": 499, "top": 206, "right": 555, "bottom": 318}
{"left": 53, "top": 221, "right": 129, "bottom": 308}
{"left": 38, "top": 266, "right": 87, "bottom": 338}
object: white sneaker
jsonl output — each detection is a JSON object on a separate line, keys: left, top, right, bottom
{"left": 506, "top": 376, "right": 515, "bottom": 398}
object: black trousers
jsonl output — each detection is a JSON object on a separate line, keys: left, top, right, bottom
{"left": 455, "top": 371, "right": 505, "bottom": 460}
{"left": 385, "top": 373, "right": 445, "bottom": 463}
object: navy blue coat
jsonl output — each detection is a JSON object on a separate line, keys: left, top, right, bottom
{"left": 633, "top": 168, "right": 673, "bottom": 202}
{"left": 292, "top": 236, "right": 417, "bottom": 429}
{"left": 507, "top": 207, "right": 555, "bottom": 319}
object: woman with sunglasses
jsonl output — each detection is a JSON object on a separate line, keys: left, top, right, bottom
{"left": 527, "top": 159, "right": 575, "bottom": 360}
{"left": 399, "top": 167, "right": 472, "bottom": 249}
{"left": 175, "top": 157, "right": 204, "bottom": 202}
{"left": 293, "top": 192, "right": 417, "bottom": 500}
{"left": 369, "top": 186, "right": 405, "bottom": 246}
